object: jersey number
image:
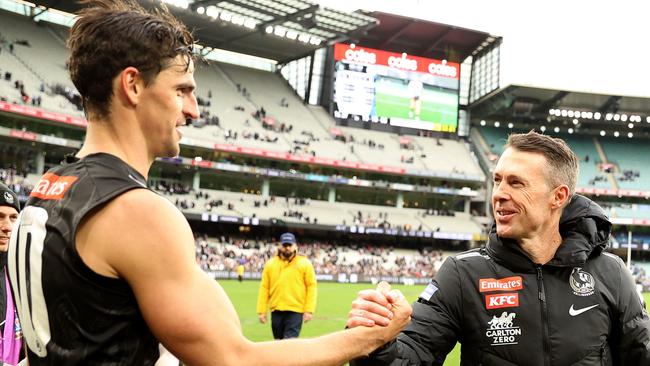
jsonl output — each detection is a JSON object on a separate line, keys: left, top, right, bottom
{"left": 8, "top": 206, "right": 51, "bottom": 357}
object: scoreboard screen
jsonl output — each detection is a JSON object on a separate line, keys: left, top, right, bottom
{"left": 333, "top": 43, "right": 460, "bottom": 133}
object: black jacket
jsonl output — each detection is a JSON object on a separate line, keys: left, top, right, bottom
{"left": 352, "top": 195, "right": 650, "bottom": 366}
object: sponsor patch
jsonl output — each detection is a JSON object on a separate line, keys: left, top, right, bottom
{"left": 479, "top": 276, "right": 523, "bottom": 292}
{"left": 418, "top": 283, "right": 438, "bottom": 301}
{"left": 569, "top": 268, "right": 595, "bottom": 297}
{"left": 485, "top": 311, "right": 521, "bottom": 346}
{"left": 485, "top": 293, "right": 519, "bottom": 309}
{"left": 30, "top": 173, "right": 78, "bottom": 201}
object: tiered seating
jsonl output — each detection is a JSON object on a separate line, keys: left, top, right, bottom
{"left": 563, "top": 135, "right": 608, "bottom": 189}
{"left": 196, "top": 236, "right": 453, "bottom": 278}
{"left": 600, "top": 138, "right": 649, "bottom": 191}
{"left": 603, "top": 203, "right": 650, "bottom": 220}
{"left": 413, "top": 136, "right": 483, "bottom": 177}
{"left": 0, "top": 10, "right": 483, "bottom": 181}
{"left": 160, "top": 187, "right": 483, "bottom": 235}
{"left": 0, "top": 11, "right": 72, "bottom": 88}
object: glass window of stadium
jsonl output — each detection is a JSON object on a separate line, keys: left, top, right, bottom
{"left": 268, "top": 179, "right": 329, "bottom": 201}
{"left": 336, "top": 186, "right": 395, "bottom": 206}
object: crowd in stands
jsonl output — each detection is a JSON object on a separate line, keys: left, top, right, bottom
{"left": 0, "top": 167, "right": 34, "bottom": 201}
{"left": 158, "top": 184, "right": 435, "bottom": 231}
{"left": 619, "top": 169, "right": 640, "bottom": 183}
{"left": 51, "top": 83, "right": 82, "bottom": 111}
{"left": 587, "top": 175, "right": 608, "bottom": 186}
{"left": 631, "top": 263, "right": 650, "bottom": 292}
{"left": 195, "top": 235, "right": 446, "bottom": 279}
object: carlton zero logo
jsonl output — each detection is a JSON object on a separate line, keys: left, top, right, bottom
{"left": 485, "top": 312, "right": 521, "bottom": 346}
{"left": 479, "top": 276, "right": 523, "bottom": 293}
{"left": 30, "top": 173, "right": 78, "bottom": 200}
{"left": 485, "top": 293, "right": 519, "bottom": 309}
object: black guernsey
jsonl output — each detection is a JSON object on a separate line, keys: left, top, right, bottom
{"left": 7, "top": 153, "right": 160, "bottom": 365}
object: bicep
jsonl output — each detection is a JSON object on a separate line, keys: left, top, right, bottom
{"left": 102, "top": 192, "right": 249, "bottom": 364}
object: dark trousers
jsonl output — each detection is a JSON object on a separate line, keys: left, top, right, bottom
{"left": 271, "top": 310, "right": 303, "bottom": 339}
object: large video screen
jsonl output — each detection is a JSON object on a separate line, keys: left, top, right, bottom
{"left": 332, "top": 43, "right": 460, "bottom": 133}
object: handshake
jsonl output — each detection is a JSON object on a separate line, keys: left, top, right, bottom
{"left": 346, "top": 281, "right": 413, "bottom": 346}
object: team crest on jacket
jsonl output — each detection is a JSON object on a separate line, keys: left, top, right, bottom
{"left": 485, "top": 312, "right": 521, "bottom": 346}
{"left": 569, "top": 267, "right": 595, "bottom": 297}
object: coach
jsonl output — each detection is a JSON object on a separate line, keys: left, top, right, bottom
{"left": 348, "top": 131, "right": 650, "bottom": 365}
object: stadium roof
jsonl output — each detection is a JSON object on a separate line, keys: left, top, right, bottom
{"left": 27, "top": 0, "right": 378, "bottom": 63}
{"left": 469, "top": 85, "right": 650, "bottom": 133}
{"left": 351, "top": 11, "right": 495, "bottom": 63}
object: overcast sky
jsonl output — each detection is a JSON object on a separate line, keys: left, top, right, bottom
{"left": 316, "top": 0, "right": 650, "bottom": 98}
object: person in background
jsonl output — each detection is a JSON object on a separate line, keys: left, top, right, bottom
{"left": 237, "top": 261, "right": 245, "bottom": 282}
{"left": 258, "top": 232, "right": 317, "bottom": 339}
{"left": 0, "top": 182, "right": 22, "bottom": 366}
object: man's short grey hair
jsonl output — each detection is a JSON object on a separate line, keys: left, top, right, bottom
{"left": 505, "top": 131, "right": 579, "bottom": 195}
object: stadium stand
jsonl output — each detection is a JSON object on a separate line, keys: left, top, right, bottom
{"left": 599, "top": 137, "right": 648, "bottom": 190}
{"left": 155, "top": 186, "right": 483, "bottom": 235}
{"left": 0, "top": 10, "right": 83, "bottom": 115}
{"left": 0, "top": 8, "right": 484, "bottom": 182}
{"left": 195, "top": 236, "right": 449, "bottom": 279}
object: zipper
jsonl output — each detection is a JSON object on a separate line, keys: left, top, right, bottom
{"left": 536, "top": 266, "right": 551, "bottom": 366}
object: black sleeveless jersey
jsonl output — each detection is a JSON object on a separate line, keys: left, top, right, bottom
{"left": 7, "top": 153, "right": 160, "bottom": 365}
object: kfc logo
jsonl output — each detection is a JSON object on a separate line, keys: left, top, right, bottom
{"left": 486, "top": 293, "right": 519, "bottom": 309}
{"left": 479, "top": 276, "right": 523, "bottom": 292}
{"left": 30, "top": 173, "right": 78, "bottom": 200}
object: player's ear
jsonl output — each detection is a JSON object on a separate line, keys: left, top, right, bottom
{"left": 119, "top": 67, "right": 145, "bottom": 107}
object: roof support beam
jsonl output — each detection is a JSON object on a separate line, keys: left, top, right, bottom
{"left": 419, "top": 27, "right": 453, "bottom": 55}
{"left": 257, "top": 3, "right": 320, "bottom": 29}
{"left": 598, "top": 96, "right": 621, "bottom": 113}
{"left": 378, "top": 19, "right": 416, "bottom": 49}
{"left": 533, "top": 91, "right": 569, "bottom": 113}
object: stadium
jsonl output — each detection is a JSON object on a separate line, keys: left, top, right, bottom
{"left": 0, "top": 0, "right": 649, "bottom": 364}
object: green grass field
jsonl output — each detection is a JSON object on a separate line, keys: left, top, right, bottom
{"left": 374, "top": 77, "right": 458, "bottom": 131}
{"left": 221, "top": 280, "right": 650, "bottom": 366}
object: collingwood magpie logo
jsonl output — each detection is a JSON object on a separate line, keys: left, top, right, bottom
{"left": 3, "top": 191, "right": 14, "bottom": 204}
{"left": 569, "top": 267, "right": 595, "bottom": 297}
{"left": 485, "top": 312, "right": 521, "bottom": 346}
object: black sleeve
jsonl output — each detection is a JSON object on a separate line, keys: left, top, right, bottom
{"left": 615, "top": 258, "right": 650, "bottom": 364}
{"left": 350, "top": 257, "right": 462, "bottom": 366}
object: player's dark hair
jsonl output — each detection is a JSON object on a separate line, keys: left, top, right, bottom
{"left": 67, "top": 0, "right": 195, "bottom": 119}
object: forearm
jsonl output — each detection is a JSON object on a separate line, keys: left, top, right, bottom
{"left": 237, "top": 326, "right": 390, "bottom": 366}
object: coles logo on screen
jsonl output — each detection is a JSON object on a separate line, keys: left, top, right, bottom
{"left": 334, "top": 43, "right": 459, "bottom": 78}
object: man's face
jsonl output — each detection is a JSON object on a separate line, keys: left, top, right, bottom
{"left": 136, "top": 55, "right": 199, "bottom": 158}
{"left": 279, "top": 243, "right": 297, "bottom": 259}
{"left": 0, "top": 206, "right": 19, "bottom": 252}
{"left": 492, "top": 148, "right": 558, "bottom": 241}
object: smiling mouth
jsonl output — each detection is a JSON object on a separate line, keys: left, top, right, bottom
{"left": 496, "top": 210, "right": 516, "bottom": 219}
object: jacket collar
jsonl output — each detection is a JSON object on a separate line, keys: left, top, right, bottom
{"left": 485, "top": 194, "right": 612, "bottom": 272}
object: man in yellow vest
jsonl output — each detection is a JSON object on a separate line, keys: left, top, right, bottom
{"left": 257, "top": 232, "right": 317, "bottom": 339}
{"left": 236, "top": 262, "right": 245, "bottom": 282}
